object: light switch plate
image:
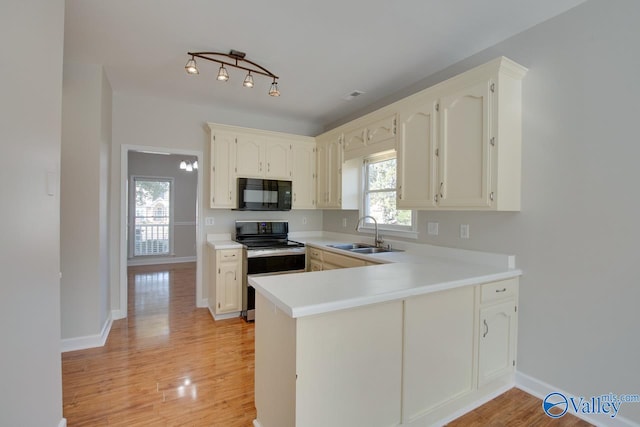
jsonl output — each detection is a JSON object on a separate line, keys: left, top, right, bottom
{"left": 427, "top": 222, "right": 439, "bottom": 236}
{"left": 205, "top": 217, "right": 215, "bottom": 226}
{"left": 460, "top": 224, "right": 470, "bottom": 239}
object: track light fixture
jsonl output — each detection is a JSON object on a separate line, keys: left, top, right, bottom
{"left": 185, "top": 49, "right": 280, "bottom": 96}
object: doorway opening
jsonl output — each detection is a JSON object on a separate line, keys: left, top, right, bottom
{"left": 118, "top": 146, "right": 204, "bottom": 320}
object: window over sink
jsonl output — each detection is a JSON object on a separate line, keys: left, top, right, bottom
{"left": 362, "top": 152, "right": 416, "bottom": 235}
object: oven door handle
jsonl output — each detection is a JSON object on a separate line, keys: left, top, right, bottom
{"left": 247, "top": 269, "right": 306, "bottom": 279}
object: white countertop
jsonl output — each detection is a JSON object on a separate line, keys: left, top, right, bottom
{"left": 251, "top": 233, "right": 522, "bottom": 318}
{"left": 206, "top": 233, "right": 243, "bottom": 250}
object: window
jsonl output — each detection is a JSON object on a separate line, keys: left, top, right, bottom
{"left": 131, "top": 177, "right": 174, "bottom": 257}
{"left": 363, "top": 153, "right": 414, "bottom": 232}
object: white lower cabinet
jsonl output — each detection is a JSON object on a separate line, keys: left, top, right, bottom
{"left": 208, "top": 248, "right": 242, "bottom": 318}
{"left": 254, "top": 277, "right": 519, "bottom": 427}
{"left": 306, "top": 246, "right": 377, "bottom": 271}
{"left": 478, "top": 280, "right": 518, "bottom": 388}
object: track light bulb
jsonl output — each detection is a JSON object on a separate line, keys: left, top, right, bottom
{"left": 217, "top": 65, "right": 229, "bottom": 81}
{"left": 269, "top": 80, "right": 280, "bottom": 97}
{"left": 184, "top": 57, "right": 199, "bottom": 75}
{"left": 243, "top": 72, "right": 254, "bottom": 88}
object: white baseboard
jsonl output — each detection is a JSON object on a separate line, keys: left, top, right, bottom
{"left": 207, "top": 305, "right": 241, "bottom": 321}
{"left": 61, "top": 312, "right": 113, "bottom": 353}
{"left": 111, "top": 308, "right": 126, "bottom": 320}
{"left": 432, "top": 382, "right": 514, "bottom": 426}
{"left": 58, "top": 418, "right": 67, "bottom": 427}
{"left": 197, "top": 298, "right": 208, "bottom": 308}
{"left": 516, "top": 371, "right": 639, "bottom": 427}
{"left": 127, "top": 256, "right": 196, "bottom": 267}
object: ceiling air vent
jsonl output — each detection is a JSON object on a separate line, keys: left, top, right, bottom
{"left": 342, "top": 90, "right": 365, "bottom": 101}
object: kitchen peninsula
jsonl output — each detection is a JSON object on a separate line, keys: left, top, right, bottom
{"left": 251, "top": 238, "right": 522, "bottom": 427}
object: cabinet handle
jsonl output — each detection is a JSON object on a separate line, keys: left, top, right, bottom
{"left": 398, "top": 185, "right": 402, "bottom": 200}
{"left": 439, "top": 182, "right": 444, "bottom": 198}
{"left": 294, "top": 193, "right": 297, "bottom": 202}
{"left": 260, "top": 161, "right": 263, "bottom": 172}
{"left": 490, "top": 192, "right": 494, "bottom": 201}
{"left": 496, "top": 288, "right": 507, "bottom": 293}
{"left": 268, "top": 163, "right": 270, "bottom": 172}
{"left": 483, "top": 319, "right": 489, "bottom": 338}
{"left": 229, "top": 191, "right": 232, "bottom": 200}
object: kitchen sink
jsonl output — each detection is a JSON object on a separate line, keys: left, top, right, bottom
{"left": 349, "top": 247, "right": 392, "bottom": 254}
{"left": 327, "top": 243, "right": 402, "bottom": 254}
{"left": 328, "top": 243, "right": 376, "bottom": 250}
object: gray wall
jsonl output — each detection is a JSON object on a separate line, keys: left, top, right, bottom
{"left": 325, "top": 0, "right": 640, "bottom": 423}
{"left": 128, "top": 151, "right": 198, "bottom": 263}
{"left": 0, "top": 0, "right": 65, "bottom": 425}
{"left": 61, "top": 62, "right": 112, "bottom": 340}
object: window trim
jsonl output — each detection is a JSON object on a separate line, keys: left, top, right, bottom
{"left": 360, "top": 152, "right": 417, "bottom": 238}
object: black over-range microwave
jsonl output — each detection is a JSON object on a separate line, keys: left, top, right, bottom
{"left": 236, "top": 178, "right": 292, "bottom": 211}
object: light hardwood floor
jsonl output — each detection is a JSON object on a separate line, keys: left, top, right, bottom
{"left": 62, "top": 262, "right": 592, "bottom": 426}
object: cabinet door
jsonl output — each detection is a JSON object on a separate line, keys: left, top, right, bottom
{"left": 309, "top": 259, "right": 323, "bottom": 272}
{"left": 366, "top": 114, "right": 397, "bottom": 146}
{"left": 210, "top": 131, "right": 236, "bottom": 208}
{"left": 438, "top": 79, "right": 493, "bottom": 208}
{"left": 265, "top": 139, "right": 291, "bottom": 179}
{"left": 236, "top": 135, "right": 264, "bottom": 178}
{"left": 325, "top": 137, "right": 343, "bottom": 208}
{"left": 397, "top": 97, "right": 438, "bottom": 209}
{"left": 216, "top": 261, "right": 241, "bottom": 313}
{"left": 316, "top": 133, "right": 342, "bottom": 209}
{"left": 291, "top": 142, "right": 316, "bottom": 209}
{"left": 478, "top": 300, "right": 517, "bottom": 387}
{"left": 343, "top": 127, "right": 366, "bottom": 154}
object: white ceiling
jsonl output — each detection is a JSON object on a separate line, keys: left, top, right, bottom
{"left": 64, "top": 0, "right": 587, "bottom": 128}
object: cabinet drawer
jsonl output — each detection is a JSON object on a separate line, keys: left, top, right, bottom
{"left": 218, "top": 249, "right": 241, "bottom": 263}
{"left": 480, "top": 279, "right": 517, "bottom": 304}
{"left": 323, "top": 251, "right": 367, "bottom": 269}
{"left": 308, "top": 247, "right": 323, "bottom": 261}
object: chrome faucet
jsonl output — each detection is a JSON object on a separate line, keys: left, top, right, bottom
{"left": 355, "top": 215, "right": 384, "bottom": 248}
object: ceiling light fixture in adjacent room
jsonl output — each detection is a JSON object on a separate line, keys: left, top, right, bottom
{"left": 184, "top": 49, "right": 279, "bottom": 96}
{"left": 179, "top": 160, "right": 198, "bottom": 172}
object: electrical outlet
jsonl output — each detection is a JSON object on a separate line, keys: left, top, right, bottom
{"left": 460, "top": 224, "right": 470, "bottom": 239}
{"left": 205, "top": 217, "right": 215, "bottom": 226}
{"left": 427, "top": 222, "right": 439, "bottom": 236}
{"left": 342, "top": 218, "right": 347, "bottom": 228}
{"left": 302, "top": 216, "right": 307, "bottom": 225}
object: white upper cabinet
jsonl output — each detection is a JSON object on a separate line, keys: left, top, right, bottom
{"left": 395, "top": 57, "right": 526, "bottom": 211}
{"left": 291, "top": 141, "right": 316, "bottom": 209}
{"left": 397, "top": 93, "right": 439, "bottom": 209}
{"left": 316, "top": 131, "right": 343, "bottom": 209}
{"left": 235, "top": 135, "right": 264, "bottom": 178}
{"left": 438, "top": 79, "right": 492, "bottom": 208}
{"left": 264, "top": 139, "right": 292, "bottom": 180}
{"left": 342, "top": 113, "right": 398, "bottom": 161}
{"left": 208, "top": 123, "right": 315, "bottom": 210}
{"left": 235, "top": 136, "right": 292, "bottom": 180}
{"left": 209, "top": 129, "right": 236, "bottom": 209}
